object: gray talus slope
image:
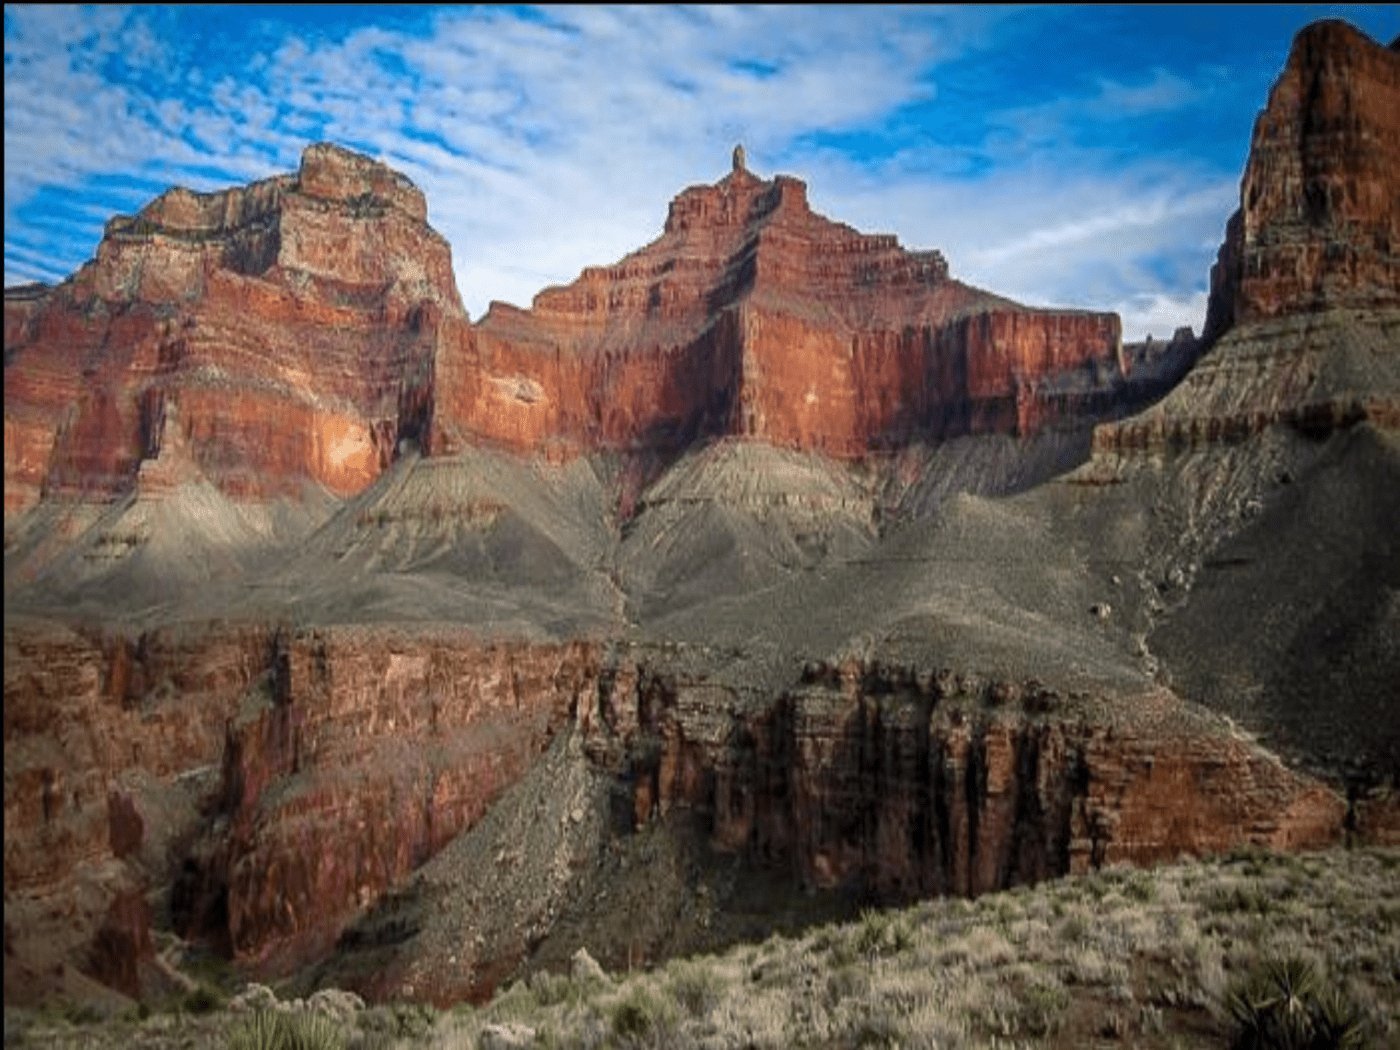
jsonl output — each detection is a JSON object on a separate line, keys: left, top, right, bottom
{"left": 233, "top": 448, "right": 622, "bottom": 636}
{"left": 1104, "top": 309, "right": 1400, "bottom": 445}
{"left": 2, "top": 479, "right": 334, "bottom": 623}
{"left": 1149, "top": 423, "right": 1400, "bottom": 780}
{"left": 618, "top": 439, "right": 879, "bottom": 622}
{"left": 1072, "top": 309, "right": 1400, "bottom": 781}
{"left": 637, "top": 478, "right": 1153, "bottom": 702}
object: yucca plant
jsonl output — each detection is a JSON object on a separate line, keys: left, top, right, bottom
{"left": 226, "top": 1008, "right": 347, "bottom": 1050}
{"left": 1224, "top": 956, "right": 1367, "bottom": 1050}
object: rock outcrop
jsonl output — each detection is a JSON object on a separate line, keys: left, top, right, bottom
{"left": 315, "top": 648, "right": 1357, "bottom": 1006}
{"left": 3, "top": 144, "right": 460, "bottom": 515}
{"left": 1203, "top": 20, "right": 1400, "bottom": 341}
{"left": 588, "top": 658, "right": 1344, "bottom": 900}
{"left": 1, "top": 621, "right": 1360, "bottom": 1007}
{"left": 438, "top": 166, "right": 1131, "bottom": 460}
{"left": 176, "top": 629, "right": 598, "bottom": 973}
{"left": 2, "top": 620, "right": 604, "bottom": 1003}
{"left": 3, "top": 622, "right": 270, "bottom": 1004}
{"left": 1097, "top": 22, "right": 1399, "bottom": 455}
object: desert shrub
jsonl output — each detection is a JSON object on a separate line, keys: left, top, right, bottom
{"left": 1224, "top": 956, "right": 1368, "bottom": 1050}
{"left": 528, "top": 969, "right": 578, "bottom": 1007}
{"left": 826, "top": 963, "right": 872, "bottom": 1006}
{"left": 1017, "top": 977, "right": 1069, "bottom": 1037}
{"left": 667, "top": 960, "right": 724, "bottom": 1018}
{"left": 227, "top": 1009, "right": 347, "bottom": 1050}
{"left": 1123, "top": 872, "right": 1157, "bottom": 903}
{"left": 59, "top": 1001, "right": 101, "bottom": 1025}
{"left": 1057, "top": 911, "right": 1090, "bottom": 944}
{"left": 484, "top": 981, "right": 540, "bottom": 1025}
{"left": 183, "top": 981, "right": 227, "bottom": 1014}
{"left": 357, "top": 1002, "right": 435, "bottom": 1040}
{"left": 849, "top": 1008, "right": 901, "bottom": 1048}
{"left": 610, "top": 984, "right": 679, "bottom": 1045}
{"left": 1207, "top": 880, "right": 1276, "bottom": 917}
{"left": 850, "top": 907, "right": 912, "bottom": 960}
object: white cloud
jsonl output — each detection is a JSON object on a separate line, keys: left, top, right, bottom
{"left": 1113, "top": 290, "right": 1212, "bottom": 343}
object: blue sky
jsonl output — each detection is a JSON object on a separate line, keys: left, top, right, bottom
{"left": 5, "top": 5, "right": 1397, "bottom": 340}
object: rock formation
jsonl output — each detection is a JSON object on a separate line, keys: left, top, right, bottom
{"left": 5, "top": 140, "right": 1176, "bottom": 539}
{"left": 1098, "top": 20, "right": 1400, "bottom": 455}
{"left": 0, "top": 623, "right": 1353, "bottom": 1007}
{"left": 3, "top": 144, "right": 460, "bottom": 516}
{"left": 438, "top": 162, "right": 1131, "bottom": 461}
{"left": 1204, "top": 20, "right": 1400, "bottom": 341}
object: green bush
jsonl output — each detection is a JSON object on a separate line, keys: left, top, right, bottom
{"left": 1224, "top": 957, "right": 1368, "bottom": 1050}
{"left": 184, "top": 981, "right": 227, "bottom": 1015}
{"left": 226, "top": 1009, "right": 347, "bottom": 1050}
{"left": 610, "top": 984, "right": 679, "bottom": 1045}
{"left": 853, "top": 908, "right": 912, "bottom": 959}
{"left": 667, "top": 961, "right": 724, "bottom": 1018}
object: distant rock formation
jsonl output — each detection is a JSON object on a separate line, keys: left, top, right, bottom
{"left": 1099, "top": 20, "right": 1400, "bottom": 454}
{"left": 3, "top": 144, "right": 462, "bottom": 515}
{"left": 6, "top": 144, "right": 1142, "bottom": 519}
{"left": 440, "top": 164, "right": 1128, "bottom": 462}
{"left": 1203, "top": 20, "right": 1400, "bottom": 343}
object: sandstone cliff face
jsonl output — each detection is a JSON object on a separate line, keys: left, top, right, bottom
{"left": 1097, "top": 23, "right": 1399, "bottom": 456}
{"left": 586, "top": 657, "right": 1345, "bottom": 902}
{"left": 3, "top": 144, "right": 460, "bottom": 514}
{"left": 2, "top": 620, "right": 604, "bottom": 1003}
{"left": 3, "top": 622, "right": 269, "bottom": 1002}
{"left": 437, "top": 161, "right": 1129, "bottom": 460}
{"left": 316, "top": 645, "right": 1362, "bottom": 1007}
{"left": 2, "top": 623, "right": 1364, "bottom": 1006}
{"left": 1204, "top": 21, "right": 1400, "bottom": 341}
{"left": 5, "top": 141, "right": 1156, "bottom": 527}
{"left": 178, "top": 629, "right": 599, "bottom": 974}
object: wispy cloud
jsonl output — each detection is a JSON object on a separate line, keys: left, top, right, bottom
{"left": 6, "top": 5, "right": 1396, "bottom": 339}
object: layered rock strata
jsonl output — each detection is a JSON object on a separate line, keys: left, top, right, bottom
{"left": 587, "top": 657, "right": 1345, "bottom": 900}
{"left": 3, "top": 144, "right": 460, "bottom": 515}
{"left": 3, "top": 621, "right": 602, "bottom": 1001}
{"left": 1204, "top": 20, "right": 1400, "bottom": 341}
{"left": 322, "top": 648, "right": 1356, "bottom": 1006}
{"left": 441, "top": 160, "right": 1132, "bottom": 460}
{"left": 5, "top": 145, "right": 1143, "bottom": 521}
{"left": 1098, "top": 22, "right": 1400, "bottom": 454}
{"left": 1, "top": 625, "right": 1362, "bottom": 1005}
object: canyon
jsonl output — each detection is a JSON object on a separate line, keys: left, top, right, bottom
{"left": 4, "top": 18, "right": 1398, "bottom": 1013}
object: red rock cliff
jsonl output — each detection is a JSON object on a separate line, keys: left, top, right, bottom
{"left": 587, "top": 657, "right": 1345, "bottom": 902}
{"left": 1204, "top": 21, "right": 1400, "bottom": 342}
{"left": 1096, "top": 22, "right": 1400, "bottom": 456}
{"left": 4, "top": 620, "right": 1357, "bottom": 1006}
{"left": 178, "top": 628, "right": 599, "bottom": 973}
{"left": 3, "top": 144, "right": 461, "bottom": 513}
{"left": 2, "top": 619, "right": 602, "bottom": 1002}
{"left": 435, "top": 154, "right": 1125, "bottom": 459}
{"left": 6, "top": 143, "right": 1133, "bottom": 518}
